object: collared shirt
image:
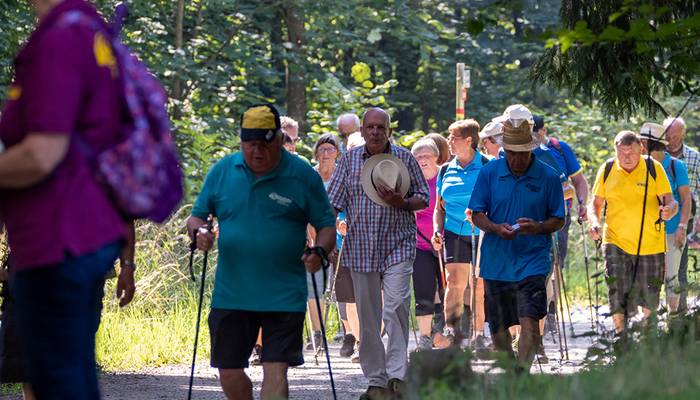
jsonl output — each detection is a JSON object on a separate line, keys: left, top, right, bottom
{"left": 545, "top": 138, "right": 583, "bottom": 178}
{"left": 592, "top": 157, "right": 672, "bottom": 255}
{"left": 661, "top": 153, "right": 689, "bottom": 233}
{"left": 468, "top": 155, "right": 566, "bottom": 282}
{"left": 416, "top": 174, "right": 437, "bottom": 251}
{"left": 673, "top": 144, "right": 700, "bottom": 219}
{"left": 437, "top": 153, "right": 487, "bottom": 236}
{"left": 192, "top": 151, "right": 336, "bottom": 312}
{"left": 0, "top": 0, "right": 126, "bottom": 270}
{"left": 328, "top": 143, "right": 430, "bottom": 273}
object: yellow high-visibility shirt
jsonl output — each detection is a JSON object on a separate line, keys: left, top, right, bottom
{"left": 592, "top": 157, "right": 672, "bottom": 255}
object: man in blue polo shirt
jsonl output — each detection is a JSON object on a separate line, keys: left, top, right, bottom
{"left": 533, "top": 115, "right": 589, "bottom": 267}
{"left": 469, "top": 115, "right": 565, "bottom": 372}
{"left": 187, "top": 104, "right": 336, "bottom": 399}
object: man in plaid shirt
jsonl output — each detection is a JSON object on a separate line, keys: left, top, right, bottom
{"left": 665, "top": 116, "right": 699, "bottom": 310}
{"left": 328, "top": 107, "right": 429, "bottom": 400}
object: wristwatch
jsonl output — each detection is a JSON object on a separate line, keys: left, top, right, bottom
{"left": 121, "top": 260, "right": 136, "bottom": 269}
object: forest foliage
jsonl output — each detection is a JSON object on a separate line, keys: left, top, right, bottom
{"left": 3, "top": 1, "right": 697, "bottom": 199}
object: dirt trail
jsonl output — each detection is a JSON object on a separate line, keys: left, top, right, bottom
{"left": 0, "top": 305, "right": 613, "bottom": 399}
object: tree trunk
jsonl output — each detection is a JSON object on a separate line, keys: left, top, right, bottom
{"left": 282, "top": 3, "right": 307, "bottom": 134}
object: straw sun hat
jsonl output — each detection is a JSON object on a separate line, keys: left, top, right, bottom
{"left": 360, "top": 154, "right": 410, "bottom": 207}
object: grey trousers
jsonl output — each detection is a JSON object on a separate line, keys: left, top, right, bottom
{"left": 351, "top": 260, "right": 413, "bottom": 387}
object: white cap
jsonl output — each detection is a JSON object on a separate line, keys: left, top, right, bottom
{"left": 493, "top": 104, "right": 534, "bottom": 129}
{"left": 479, "top": 121, "right": 503, "bottom": 139}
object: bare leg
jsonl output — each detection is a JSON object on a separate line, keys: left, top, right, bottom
{"left": 261, "top": 362, "right": 289, "bottom": 400}
{"left": 219, "top": 369, "right": 253, "bottom": 400}
{"left": 517, "top": 317, "right": 540, "bottom": 370}
{"left": 257, "top": 329, "right": 263, "bottom": 347}
{"left": 444, "top": 263, "right": 469, "bottom": 328}
{"left": 21, "top": 383, "right": 36, "bottom": 400}
{"left": 307, "top": 299, "right": 325, "bottom": 331}
{"left": 474, "top": 276, "right": 485, "bottom": 335}
{"left": 417, "top": 315, "right": 433, "bottom": 337}
{"left": 347, "top": 302, "right": 361, "bottom": 341}
{"left": 491, "top": 326, "right": 513, "bottom": 355}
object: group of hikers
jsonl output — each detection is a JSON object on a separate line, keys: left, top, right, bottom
{"left": 0, "top": 1, "right": 697, "bottom": 400}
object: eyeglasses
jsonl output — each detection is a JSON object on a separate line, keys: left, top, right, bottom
{"left": 317, "top": 147, "right": 338, "bottom": 154}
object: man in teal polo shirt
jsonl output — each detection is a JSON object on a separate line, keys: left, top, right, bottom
{"left": 469, "top": 116, "right": 565, "bottom": 372}
{"left": 187, "top": 104, "right": 336, "bottom": 399}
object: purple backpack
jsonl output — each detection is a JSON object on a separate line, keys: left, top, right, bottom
{"left": 60, "top": 4, "right": 183, "bottom": 223}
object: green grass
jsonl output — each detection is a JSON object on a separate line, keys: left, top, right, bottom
{"left": 413, "top": 316, "right": 700, "bottom": 400}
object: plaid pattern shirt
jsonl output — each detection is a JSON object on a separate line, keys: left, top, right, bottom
{"left": 674, "top": 144, "right": 700, "bottom": 219}
{"left": 328, "top": 144, "right": 430, "bottom": 273}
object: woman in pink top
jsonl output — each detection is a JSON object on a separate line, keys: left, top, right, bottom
{"left": 410, "top": 138, "right": 443, "bottom": 351}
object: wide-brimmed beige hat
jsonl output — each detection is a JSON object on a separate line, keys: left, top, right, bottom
{"left": 502, "top": 118, "right": 537, "bottom": 152}
{"left": 361, "top": 154, "right": 411, "bottom": 207}
{"left": 638, "top": 122, "right": 668, "bottom": 145}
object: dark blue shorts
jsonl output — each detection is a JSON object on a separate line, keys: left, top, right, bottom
{"left": 11, "top": 241, "right": 121, "bottom": 400}
{"left": 484, "top": 275, "right": 547, "bottom": 334}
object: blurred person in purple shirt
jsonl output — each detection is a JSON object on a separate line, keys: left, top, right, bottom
{"left": 0, "top": 1, "right": 135, "bottom": 398}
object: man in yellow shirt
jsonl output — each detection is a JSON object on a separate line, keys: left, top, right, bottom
{"left": 589, "top": 130, "right": 677, "bottom": 333}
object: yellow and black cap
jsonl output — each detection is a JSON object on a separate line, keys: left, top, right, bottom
{"left": 240, "top": 104, "right": 281, "bottom": 142}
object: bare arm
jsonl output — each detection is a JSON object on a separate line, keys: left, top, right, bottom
{"left": 571, "top": 173, "right": 589, "bottom": 220}
{"left": 588, "top": 195, "right": 606, "bottom": 240}
{"left": 472, "top": 211, "right": 517, "bottom": 240}
{"left": 302, "top": 226, "right": 336, "bottom": 273}
{"left": 117, "top": 221, "right": 136, "bottom": 307}
{"left": 0, "top": 134, "right": 69, "bottom": 188}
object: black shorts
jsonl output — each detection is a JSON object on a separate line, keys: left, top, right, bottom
{"left": 443, "top": 230, "right": 479, "bottom": 264}
{"left": 412, "top": 249, "right": 443, "bottom": 316}
{"left": 208, "top": 308, "right": 305, "bottom": 369}
{"left": 484, "top": 275, "right": 547, "bottom": 334}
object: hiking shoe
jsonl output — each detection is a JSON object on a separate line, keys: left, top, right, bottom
{"left": 306, "top": 331, "right": 323, "bottom": 351}
{"left": 388, "top": 378, "right": 406, "bottom": 398}
{"left": 432, "top": 332, "right": 450, "bottom": 349}
{"left": 536, "top": 343, "right": 548, "bottom": 364}
{"left": 359, "top": 386, "right": 391, "bottom": 400}
{"left": 416, "top": 335, "right": 433, "bottom": 351}
{"left": 351, "top": 345, "right": 360, "bottom": 363}
{"left": 474, "top": 334, "right": 492, "bottom": 359}
{"left": 340, "top": 334, "right": 356, "bottom": 357}
{"left": 333, "top": 330, "right": 345, "bottom": 344}
{"left": 250, "top": 344, "right": 262, "bottom": 366}
{"left": 442, "top": 327, "right": 456, "bottom": 346}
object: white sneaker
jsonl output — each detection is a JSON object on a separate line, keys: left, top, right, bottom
{"left": 351, "top": 346, "right": 360, "bottom": 363}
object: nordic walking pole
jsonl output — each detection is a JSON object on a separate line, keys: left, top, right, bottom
{"left": 409, "top": 279, "right": 420, "bottom": 348}
{"left": 579, "top": 218, "right": 596, "bottom": 334}
{"left": 552, "top": 234, "right": 569, "bottom": 360}
{"left": 188, "top": 216, "right": 213, "bottom": 400}
{"left": 553, "top": 233, "right": 575, "bottom": 335}
{"left": 308, "top": 248, "right": 338, "bottom": 400}
{"left": 469, "top": 217, "right": 478, "bottom": 343}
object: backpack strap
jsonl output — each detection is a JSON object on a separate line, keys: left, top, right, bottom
{"left": 670, "top": 158, "right": 676, "bottom": 182}
{"left": 438, "top": 164, "right": 448, "bottom": 186}
{"left": 603, "top": 158, "right": 615, "bottom": 183}
{"left": 548, "top": 137, "right": 565, "bottom": 158}
{"left": 645, "top": 155, "right": 657, "bottom": 181}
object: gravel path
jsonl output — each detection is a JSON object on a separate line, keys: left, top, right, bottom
{"left": 0, "top": 305, "right": 614, "bottom": 399}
